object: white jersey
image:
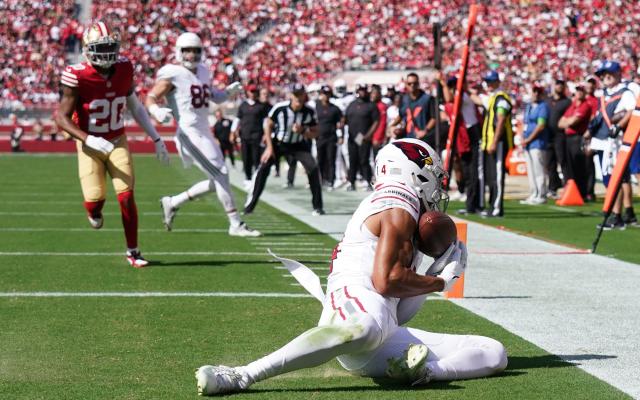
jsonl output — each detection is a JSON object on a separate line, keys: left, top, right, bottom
{"left": 156, "top": 63, "right": 212, "bottom": 137}
{"left": 331, "top": 94, "right": 356, "bottom": 113}
{"left": 327, "top": 180, "right": 422, "bottom": 299}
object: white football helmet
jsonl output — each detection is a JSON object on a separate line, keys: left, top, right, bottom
{"left": 82, "top": 21, "right": 120, "bottom": 68}
{"left": 175, "top": 32, "right": 203, "bottom": 69}
{"left": 374, "top": 138, "right": 449, "bottom": 211}
{"left": 334, "top": 78, "right": 347, "bottom": 97}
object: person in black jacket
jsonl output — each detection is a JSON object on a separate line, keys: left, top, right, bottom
{"left": 315, "top": 85, "right": 344, "bottom": 189}
{"left": 235, "top": 85, "right": 271, "bottom": 183}
{"left": 213, "top": 109, "right": 235, "bottom": 167}
{"left": 345, "top": 84, "right": 379, "bottom": 191}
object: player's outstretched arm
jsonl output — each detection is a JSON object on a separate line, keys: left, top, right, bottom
{"left": 369, "top": 209, "right": 446, "bottom": 298}
{"left": 127, "top": 92, "right": 169, "bottom": 165}
{"left": 145, "top": 79, "right": 173, "bottom": 124}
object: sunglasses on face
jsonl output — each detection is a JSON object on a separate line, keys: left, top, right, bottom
{"left": 407, "top": 81, "right": 419, "bottom": 86}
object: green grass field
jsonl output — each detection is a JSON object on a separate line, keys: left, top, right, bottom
{"left": 0, "top": 154, "right": 631, "bottom": 399}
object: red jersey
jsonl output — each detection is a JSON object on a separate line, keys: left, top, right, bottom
{"left": 61, "top": 58, "right": 134, "bottom": 140}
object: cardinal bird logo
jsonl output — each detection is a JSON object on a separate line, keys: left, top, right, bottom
{"left": 393, "top": 142, "right": 432, "bottom": 167}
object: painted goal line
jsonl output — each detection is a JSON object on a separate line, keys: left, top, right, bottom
{"left": 0, "top": 291, "right": 313, "bottom": 298}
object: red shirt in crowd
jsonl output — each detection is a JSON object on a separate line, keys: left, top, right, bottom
{"left": 562, "top": 100, "right": 592, "bottom": 136}
{"left": 585, "top": 94, "right": 599, "bottom": 118}
{"left": 372, "top": 100, "right": 387, "bottom": 145}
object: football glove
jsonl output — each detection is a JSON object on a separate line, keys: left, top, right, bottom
{"left": 608, "top": 124, "right": 621, "bottom": 138}
{"left": 437, "top": 241, "right": 467, "bottom": 292}
{"left": 225, "top": 82, "right": 243, "bottom": 98}
{"left": 85, "top": 135, "right": 114, "bottom": 154}
{"left": 154, "top": 139, "right": 170, "bottom": 165}
{"left": 148, "top": 104, "right": 173, "bottom": 124}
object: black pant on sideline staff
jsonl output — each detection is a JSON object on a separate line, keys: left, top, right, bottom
{"left": 585, "top": 151, "right": 596, "bottom": 200}
{"left": 546, "top": 132, "right": 565, "bottom": 193}
{"left": 317, "top": 139, "right": 338, "bottom": 186}
{"left": 564, "top": 134, "right": 586, "bottom": 197}
{"left": 218, "top": 140, "right": 235, "bottom": 167}
{"left": 348, "top": 140, "right": 373, "bottom": 185}
{"left": 463, "top": 123, "right": 481, "bottom": 212}
{"left": 479, "top": 141, "right": 507, "bottom": 217}
{"left": 243, "top": 144, "right": 323, "bottom": 214}
{"left": 241, "top": 138, "right": 262, "bottom": 180}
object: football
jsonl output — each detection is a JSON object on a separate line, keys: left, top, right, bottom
{"left": 415, "top": 211, "right": 457, "bottom": 258}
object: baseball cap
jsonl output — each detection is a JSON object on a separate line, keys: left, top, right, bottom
{"left": 532, "top": 83, "right": 545, "bottom": 93}
{"left": 290, "top": 82, "right": 306, "bottom": 95}
{"left": 320, "top": 85, "right": 332, "bottom": 95}
{"left": 446, "top": 75, "right": 458, "bottom": 88}
{"left": 596, "top": 60, "right": 621, "bottom": 76}
{"left": 483, "top": 70, "right": 500, "bottom": 82}
{"left": 245, "top": 84, "right": 258, "bottom": 92}
{"left": 356, "top": 83, "right": 368, "bottom": 91}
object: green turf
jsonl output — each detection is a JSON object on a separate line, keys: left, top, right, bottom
{"left": 0, "top": 154, "right": 631, "bottom": 399}
{"left": 448, "top": 198, "right": 640, "bottom": 264}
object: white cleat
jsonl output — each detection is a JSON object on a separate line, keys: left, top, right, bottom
{"left": 88, "top": 214, "right": 103, "bottom": 230}
{"left": 385, "top": 343, "right": 433, "bottom": 385}
{"left": 195, "top": 365, "right": 251, "bottom": 396}
{"left": 160, "top": 196, "right": 177, "bottom": 231}
{"left": 228, "top": 222, "right": 261, "bottom": 237}
{"left": 126, "top": 249, "right": 149, "bottom": 268}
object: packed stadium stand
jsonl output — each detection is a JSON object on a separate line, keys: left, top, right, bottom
{"left": 1, "top": 0, "right": 639, "bottom": 110}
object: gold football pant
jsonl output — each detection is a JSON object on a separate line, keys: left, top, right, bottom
{"left": 76, "top": 135, "right": 134, "bottom": 201}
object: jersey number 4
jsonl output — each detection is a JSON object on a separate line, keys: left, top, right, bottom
{"left": 191, "top": 84, "right": 210, "bottom": 109}
{"left": 88, "top": 97, "right": 126, "bottom": 134}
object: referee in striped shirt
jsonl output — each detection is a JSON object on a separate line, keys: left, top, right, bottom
{"left": 243, "top": 83, "right": 324, "bottom": 215}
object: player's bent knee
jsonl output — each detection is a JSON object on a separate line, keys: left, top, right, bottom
{"left": 327, "top": 314, "right": 382, "bottom": 351}
{"left": 484, "top": 338, "right": 508, "bottom": 372}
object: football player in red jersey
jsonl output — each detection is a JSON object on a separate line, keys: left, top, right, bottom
{"left": 55, "top": 21, "right": 170, "bottom": 268}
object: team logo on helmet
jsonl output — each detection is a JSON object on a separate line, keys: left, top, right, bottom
{"left": 393, "top": 141, "right": 432, "bottom": 168}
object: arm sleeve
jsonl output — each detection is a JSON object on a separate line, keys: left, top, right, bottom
{"left": 371, "top": 103, "right": 380, "bottom": 121}
{"left": 210, "top": 88, "right": 228, "bottom": 104}
{"left": 304, "top": 108, "right": 317, "bottom": 126}
{"left": 61, "top": 66, "right": 79, "bottom": 88}
{"left": 126, "top": 93, "right": 161, "bottom": 141}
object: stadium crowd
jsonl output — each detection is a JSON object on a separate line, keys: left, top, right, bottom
{"left": 0, "top": 0, "right": 81, "bottom": 109}
{"left": 2, "top": 1, "right": 640, "bottom": 108}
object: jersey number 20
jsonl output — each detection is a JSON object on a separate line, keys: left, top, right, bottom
{"left": 88, "top": 97, "right": 126, "bottom": 133}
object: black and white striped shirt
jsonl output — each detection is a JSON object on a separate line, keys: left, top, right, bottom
{"left": 268, "top": 100, "right": 317, "bottom": 145}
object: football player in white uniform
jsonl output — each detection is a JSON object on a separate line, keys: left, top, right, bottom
{"left": 145, "top": 32, "right": 260, "bottom": 237}
{"left": 195, "top": 139, "right": 507, "bottom": 395}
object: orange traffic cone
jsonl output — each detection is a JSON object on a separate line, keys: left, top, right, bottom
{"left": 555, "top": 179, "right": 584, "bottom": 206}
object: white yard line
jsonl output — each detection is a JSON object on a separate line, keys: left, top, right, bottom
{"left": 0, "top": 251, "right": 329, "bottom": 257}
{"left": 0, "top": 291, "right": 312, "bottom": 298}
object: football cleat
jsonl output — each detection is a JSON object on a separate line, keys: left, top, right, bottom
{"left": 160, "top": 196, "right": 177, "bottom": 231}
{"left": 385, "top": 343, "right": 433, "bottom": 385}
{"left": 126, "top": 249, "right": 149, "bottom": 268}
{"left": 228, "top": 222, "right": 261, "bottom": 237}
{"left": 88, "top": 214, "right": 103, "bottom": 229}
{"left": 195, "top": 365, "right": 251, "bottom": 396}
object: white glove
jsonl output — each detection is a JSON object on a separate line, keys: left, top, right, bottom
{"left": 154, "top": 139, "right": 170, "bottom": 165}
{"left": 437, "top": 241, "right": 467, "bottom": 292}
{"left": 148, "top": 104, "right": 173, "bottom": 124}
{"left": 85, "top": 135, "right": 114, "bottom": 155}
{"left": 225, "top": 81, "right": 243, "bottom": 98}
{"left": 423, "top": 241, "right": 457, "bottom": 276}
